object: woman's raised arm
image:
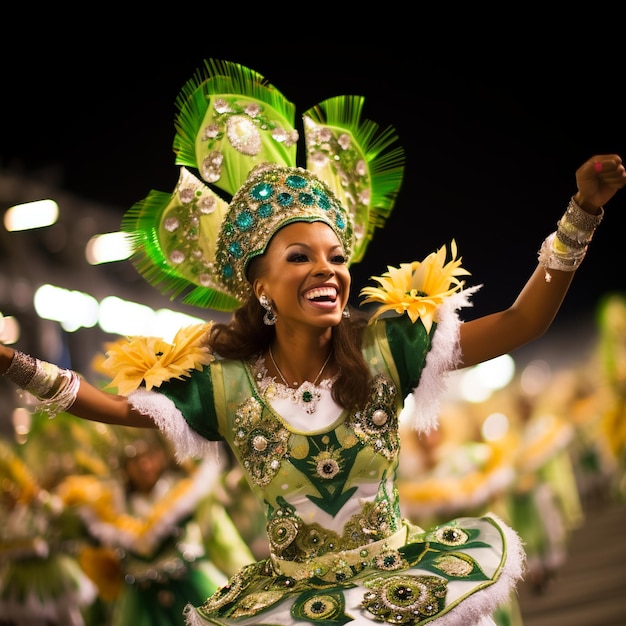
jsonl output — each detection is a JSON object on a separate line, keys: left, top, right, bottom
{"left": 458, "top": 154, "right": 625, "bottom": 368}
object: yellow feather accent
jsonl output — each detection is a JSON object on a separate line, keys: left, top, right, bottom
{"left": 98, "top": 322, "right": 214, "bottom": 395}
{"left": 359, "top": 240, "right": 470, "bottom": 331}
{"left": 0, "top": 440, "right": 41, "bottom": 504}
{"left": 59, "top": 473, "right": 199, "bottom": 558}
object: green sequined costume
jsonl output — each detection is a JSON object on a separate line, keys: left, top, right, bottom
{"left": 127, "top": 305, "right": 525, "bottom": 625}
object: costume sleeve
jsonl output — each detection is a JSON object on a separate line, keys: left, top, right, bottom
{"left": 382, "top": 314, "right": 433, "bottom": 397}
{"left": 127, "top": 365, "right": 223, "bottom": 462}
{"left": 373, "top": 288, "right": 477, "bottom": 433}
{"left": 156, "top": 365, "right": 221, "bottom": 440}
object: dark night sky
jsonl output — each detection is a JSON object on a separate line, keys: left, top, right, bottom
{"left": 2, "top": 37, "right": 624, "bottom": 333}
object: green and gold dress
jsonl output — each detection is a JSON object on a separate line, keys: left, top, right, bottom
{"left": 125, "top": 295, "right": 525, "bottom": 626}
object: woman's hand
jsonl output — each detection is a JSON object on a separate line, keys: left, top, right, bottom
{"left": 574, "top": 154, "right": 625, "bottom": 212}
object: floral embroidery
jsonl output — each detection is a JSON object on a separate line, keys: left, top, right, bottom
{"left": 344, "top": 498, "right": 395, "bottom": 543}
{"left": 347, "top": 374, "right": 400, "bottom": 460}
{"left": 197, "top": 562, "right": 259, "bottom": 614}
{"left": 372, "top": 547, "right": 407, "bottom": 571}
{"left": 267, "top": 507, "right": 300, "bottom": 557}
{"left": 232, "top": 397, "right": 290, "bottom": 486}
{"left": 268, "top": 500, "right": 395, "bottom": 565}
{"left": 292, "top": 589, "right": 348, "bottom": 622}
{"left": 230, "top": 589, "right": 287, "bottom": 619}
{"left": 432, "top": 525, "right": 469, "bottom": 546}
{"left": 434, "top": 554, "right": 475, "bottom": 577}
{"left": 362, "top": 574, "right": 447, "bottom": 623}
{"left": 310, "top": 447, "right": 343, "bottom": 480}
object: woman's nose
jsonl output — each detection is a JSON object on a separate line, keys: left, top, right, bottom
{"left": 314, "top": 261, "right": 334, "bottom": 276}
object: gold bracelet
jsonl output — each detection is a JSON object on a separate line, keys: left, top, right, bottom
{"left": 3, "top": 351, "right": 81, "bottom": 418}
{"left": 538, "top": 198, "right": 603, "bottom": 282}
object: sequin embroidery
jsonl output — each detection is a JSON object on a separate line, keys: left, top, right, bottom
{"left": 232, "top": 397, "right": 290, "bottom": 487}
{"left": 347, "top": 374, "right": 400, "bottom": 460}
{"left": 362, "top": 575, "right": 447, "bottom": 623}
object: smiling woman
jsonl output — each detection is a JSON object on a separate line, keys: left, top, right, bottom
{"left": 1, "top": 49, "right": 621, "bottom": 322}
{"left": 1, "top": 57, "right": 624, "bottom": 626}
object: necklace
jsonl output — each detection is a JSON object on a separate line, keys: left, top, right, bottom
{"left": 268, "top": 346, "right": 332, "bottom": 387}
{"left": 267, "top": 346, "right": 332, "bottom": 414}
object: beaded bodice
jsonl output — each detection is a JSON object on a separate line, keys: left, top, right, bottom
{"left": 137, "top": 312, "right": 525, "bottom": 624}
{"left": 226, "top": 359, "right": 403, "bottom": 575}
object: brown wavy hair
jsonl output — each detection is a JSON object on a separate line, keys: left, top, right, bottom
{"left": 208, "top": 296, "right": 372, "bottom": 410}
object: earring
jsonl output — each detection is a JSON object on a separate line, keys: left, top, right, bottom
{"left": 259, "top": 294, "right": 277, "bottom": 326}
{"left": 342, "top": 307, "right": 351, "bottom": 319}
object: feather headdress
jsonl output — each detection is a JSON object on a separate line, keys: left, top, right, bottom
{"left": 122, "top": 59, "right": 405, "bottom": 312}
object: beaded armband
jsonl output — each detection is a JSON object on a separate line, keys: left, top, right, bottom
{"left": 3, "top": 351, "right": 37, "bottom": 388}
{"left": 2, "top": 351, "right": 81, "bottom": 418}
{"left": 538, "top": 196, "right": 604, "bottom": 282}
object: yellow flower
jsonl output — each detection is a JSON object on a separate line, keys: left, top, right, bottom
{"left": 57, "top": 474, "right": 112, "bottom": 511}
{"left": 0, "top": 440, "right": 40, "bottom": 505}
{"left": 78, "top": 545, "right": 123, "bottom": 601}
{"left": 99, "top": 322, "right": 215, "bottom": 395}
{"left": 359, "top": 240, "right": 470, "bottom": 332}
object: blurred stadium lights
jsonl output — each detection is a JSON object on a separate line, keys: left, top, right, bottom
{"left": 0, "top": 170, "right": 226, "bottom": 424}
{"left": 86, "top": 231, "right": 133, "bottom": 264}
{"left": 31, "top": 285, "right": 204, "bottom": 339}
{"left": 4, "top": 199, "right": 59, "bottom": 231}
{"left": 0, "top": 313, "right": 20, "bottom": 344}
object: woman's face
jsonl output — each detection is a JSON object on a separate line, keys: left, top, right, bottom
{"left": 253, "top": 221, "right": 351, "bottom": 330}
{"left": 124, "top": 446, "right": 167, "bottom": 493}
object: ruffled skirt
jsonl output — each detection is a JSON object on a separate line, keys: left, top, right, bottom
{"left": 183, "top": 514, "right": 525, "bottom": 625}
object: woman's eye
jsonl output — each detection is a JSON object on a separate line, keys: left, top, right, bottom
{"left": 332, "top": 255, "right": 347, "bottom": 264}
{"left": 287, "top": 253, "right": 308, "bottom": 262}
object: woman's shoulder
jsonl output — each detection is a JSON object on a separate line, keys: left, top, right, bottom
{"left": 362, "top": 314, "right": 432, "bottom": 353}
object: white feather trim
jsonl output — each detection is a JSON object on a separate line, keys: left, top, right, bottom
{"left": 184, "top": 603, "right": 205, "bottom": 625}
{"left": 403, "top": 285, "right": 481, "bottom": 433}
{"left": 426, "top": 513, "right": 526, "bottom": 626}
{"left": 128, "top": 388, "right": 221, "bottom": 463}
{"left": 77, "top": 459, "right": 222, "bottom": 553}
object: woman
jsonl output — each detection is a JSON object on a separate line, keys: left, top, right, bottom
{"left": 56, "top": 427, "right": 254, "bottom": 626}
{"left": 1, "top": 59, "right": 624, "bottom": 625}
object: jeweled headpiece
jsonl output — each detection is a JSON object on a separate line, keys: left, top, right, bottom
{"left": 122, "top": 59, "right": 405, "bottom": 312}
{"left": 216, "top": 164, "right": 353, "bottom": 304}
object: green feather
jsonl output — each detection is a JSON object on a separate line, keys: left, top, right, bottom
{"left": 172, "top": 58, "right": 297, "bottom": 196}
{"left": 121, "top": 190, "right": 241, "bottom": 312}
{"left": 304, "top": 95, "right": 405, "bottom": 263}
